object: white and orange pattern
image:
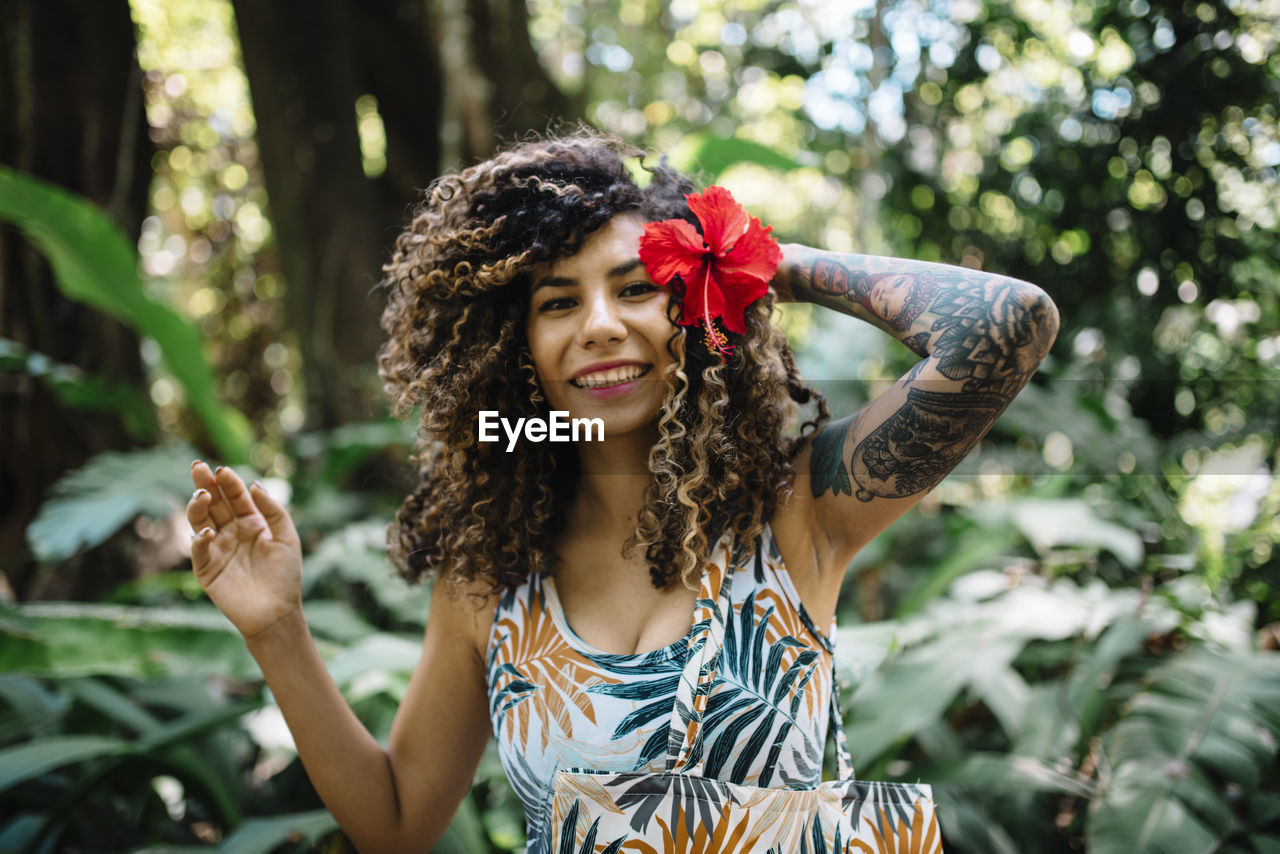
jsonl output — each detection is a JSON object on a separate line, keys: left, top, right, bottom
{"left": 549, "top": 773, "right": 943, "bottom": 854}
{"left": 487, "top": 526, "right": 839, "bottom": 854}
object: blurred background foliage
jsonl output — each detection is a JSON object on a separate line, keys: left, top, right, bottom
{"left": 1, "top": 0, "right": 1277, "bottom": 851}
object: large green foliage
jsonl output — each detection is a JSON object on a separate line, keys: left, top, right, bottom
{"left": 838, "top": 573, "right": 1280, "bottom": 852}
{"left": 0, "top": 166, "right": 251, "bottom": 463}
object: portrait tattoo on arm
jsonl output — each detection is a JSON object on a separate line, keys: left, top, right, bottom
{"left": 811, "top": 258, "right": 872, "bottom": 303}
{"left": 810, "top": 275, "right": 1056, "bottom": 503}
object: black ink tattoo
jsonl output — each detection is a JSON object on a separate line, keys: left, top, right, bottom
{"left": 847, "top": 388, "right": 1004, "bottom": 501}
{"left": 887, "top": 271, "right": 939, "bottom": 332}
{"left": 791, "top": 246, "right": 1058, "bottom": 503}
{"left": 811, "top": 259, "right": 872, "bottom": 302}
{"left": 929, "top": 279, "right": 1054, "bottom": 397}
{"left": 902, "top": 331, "right": 932, "bottom": 357}
{"left": 808, "top": 280, "right": 1055, "bottom": 501}
{"left": 809, "top": 417, "right": 854, "bottom": 497}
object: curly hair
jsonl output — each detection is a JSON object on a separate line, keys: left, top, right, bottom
{"left": 377, "top": 128, "right": 828, "bottom": 593}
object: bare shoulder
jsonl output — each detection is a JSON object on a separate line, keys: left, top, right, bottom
{"left": 428, "top": 575, "right": 501, "bottom": 662}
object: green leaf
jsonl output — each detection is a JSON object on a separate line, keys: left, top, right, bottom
{"left": 0, "top": 165, "right": 250, "bottom": 462}
{"left": 1065, "top": 614, "right": 1152, "bottom": 733}
{"left": 0, "top": 602, "right": 257, "bottom": 679}
{"left": 0, "top": 735, "right": 127, "bottom": 793}
{"left": 302, "top": 600, "right": 377, "bottom": 643}
{"left": 64, "top": 677, "right": 161, "bottom": 734}
{"left": 0, "top": 812, "right": 57, "bottom": 854}
{"left": 135, "top": 702, "right": 259, "bottom": 753}
{"left": 896, "top": 523, "right": 1020, "bottom": 616}
{"left": 324, "top": 633, "right": 422, "bottom": 687}
{"left": 0, "top": 675, "right": 70, "bottom": 743}
{"left": 845, "top": 635, "right": 1022, "bottom": 765}
{"left": 0, "top": 336, "right": 157, "bottom": 440}
{"left": 936, "top": 796, "right": 1024, "bottom": 854}
{"left": 669, "top": 132, "right": 805, "bottom": 179}
{"left": 217, "top": 809, "right": 339, "bottom": 854}
{"left": 306, "top": 521, "right": 431, "bottom": 625}
{"left": 929, "top": 753, "right": 1095, "bottom": 798}
{"left": 293, "top": 420, "right": 417, "bottom": 486}
{"left": 833, "top": 620, "right": 899, "bottom": 685}
{"left": 1010, "top": 498, "right": 1145, "bottom": 568}
{"left": 25, "top": 443, "right": 199, "bottom": 562}
{"left": 432, "top": 794, "right": 489, "bottom": 854}
{"left": 1087, "top": 648, "right": 1280, "bottom": 853}
{"left": 969, "top": 664, "right": 1032, "bottom": 739}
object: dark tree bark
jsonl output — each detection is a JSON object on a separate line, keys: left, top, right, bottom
{"left": 230, "top": 0, "right": 398, "bottom": 430}
{"left": 230, "top": 0, "right": 580, "bottom": 430}
{"left": 0, "top": 0, "right": 154, "bottom": 600}
{"left": 461, "top": 0, "right": 581, "bottom": 157}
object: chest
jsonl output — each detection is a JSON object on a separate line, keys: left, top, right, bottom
{"left": 551, "top": 541, "right": 699, "bottom": 657}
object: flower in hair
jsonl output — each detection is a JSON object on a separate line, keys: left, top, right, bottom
{"left": 638, "top": 185, "right": 781, "bottom": 357}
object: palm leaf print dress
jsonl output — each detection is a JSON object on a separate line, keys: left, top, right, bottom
{"left": 486, "top": 525, "right": 836, "bottom": 854}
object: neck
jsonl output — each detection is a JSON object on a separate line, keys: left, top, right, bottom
{"left": 568, "top": 429, "right": 657, "bottom": 533}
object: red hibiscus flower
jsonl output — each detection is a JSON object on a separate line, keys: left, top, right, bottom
{"left": 638, "top": 185, "right": 782, "bottom": 356}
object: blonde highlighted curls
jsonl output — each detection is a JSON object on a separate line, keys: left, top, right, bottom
{"left": 377, "top": 128, "right": 828, "bottom": 594}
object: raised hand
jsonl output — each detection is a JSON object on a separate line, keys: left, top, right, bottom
{"left": 187, "top": 461, "right": 304, "bottom": 641}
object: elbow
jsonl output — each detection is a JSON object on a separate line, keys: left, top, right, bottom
{"left": 1020, "top": 288, "right": 1060, "bottom": 356}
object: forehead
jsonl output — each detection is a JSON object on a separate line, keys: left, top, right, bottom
{"left": 533, "top": 214, "right": 646, "bottom": 282}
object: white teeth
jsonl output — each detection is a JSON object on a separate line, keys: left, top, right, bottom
{"left": 573, "top": 365, "right": 649, "bottom": 388}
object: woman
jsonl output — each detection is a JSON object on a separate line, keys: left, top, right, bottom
{"left": 187, "top": 129, "right": 1058, "bottom": 853}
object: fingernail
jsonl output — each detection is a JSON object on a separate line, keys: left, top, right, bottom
{"left": 191, "top": 459, "right": 201, "bottom": 469}
{"left": 194, "top": 488, "right": 207, "bottom": 499}
{"left": 251, "top": 480, "right": 264, "bottom": 491}
{"left": 215, "top": 465, "right": 225, "bottom": 474}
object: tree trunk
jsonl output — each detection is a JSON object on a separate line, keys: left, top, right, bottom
{"left": 0, "top": 0, "right": 154, "bottom": 601}
{"left": 230, "top": 0, "right": 580, "bottom": 431}
{"left": 461, "top": 0, "right": 581, "bottom": 157}
{"left": 230, "top": 0, "right": 399, "bottom": 430}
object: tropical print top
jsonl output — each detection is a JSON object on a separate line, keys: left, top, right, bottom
{"left": 485, "top": 524, "right": 836, "bottom": 854}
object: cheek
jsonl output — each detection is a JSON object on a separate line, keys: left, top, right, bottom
{"left": 524, "top": 321, "right": 555, "bottom": 374}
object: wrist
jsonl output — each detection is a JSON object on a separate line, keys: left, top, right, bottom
{"left": 771, "top": 243, "right": 807, "bottom": 303}
{"left": 243, "top": 606, "right": 309, "bottom": 656}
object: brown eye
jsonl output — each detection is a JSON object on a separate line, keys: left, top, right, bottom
{"left": 537, "top": 297, "right": 575, "bottom": 312}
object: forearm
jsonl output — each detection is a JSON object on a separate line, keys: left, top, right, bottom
{"left": 773, "top": 244, "right": 1056, "bottom": 361}
{"left": 245, "top": 611, "right": 408, "bottom": 853}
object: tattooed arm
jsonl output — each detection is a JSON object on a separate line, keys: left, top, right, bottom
{"left": 774, "top": 244, "right": 1059, "bottom": 577}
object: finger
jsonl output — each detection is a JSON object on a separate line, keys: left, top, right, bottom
{"left": 187, "top": 488, "right": 215, "bottom": 532}
{"left": 190, "top": 525, "right": 217, "bottom": 574}
{"left": 249, "top": 481, "right": 301, "bottom": 549}
{"left": 191, "top": 461, "right": 234, "bottom": 527}
{"left": 215, "top": 467, "right": 269, "bottom": 535}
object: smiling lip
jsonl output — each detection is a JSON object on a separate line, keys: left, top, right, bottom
{"left": 571, "top": 363, "right": 651, "bottom": 389}
{"left": 570, "top": 362, "right": 652, "bottom": 400}
{"left": 571, "top": 361, "right": 649, "bottom": 382}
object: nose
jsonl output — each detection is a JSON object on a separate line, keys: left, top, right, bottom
{"left": 575, "top": 289, "right": 627, "bottom": 348}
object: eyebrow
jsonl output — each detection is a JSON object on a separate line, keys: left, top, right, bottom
{"left": 531, "top": 258, "right": 646, "bottom": 293}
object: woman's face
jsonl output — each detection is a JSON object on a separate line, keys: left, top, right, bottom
{"left": 526, "top": 214, "right": 677, "bottom": 440}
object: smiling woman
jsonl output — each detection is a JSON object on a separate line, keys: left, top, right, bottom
{"left": 184, "top": 127, "right": 1055, "bottom": 853}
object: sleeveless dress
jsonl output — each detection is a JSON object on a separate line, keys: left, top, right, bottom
{"left": 485, "top": 524, "right": 836, "bottom": 854}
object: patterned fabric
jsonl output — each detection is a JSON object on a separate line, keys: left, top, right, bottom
{"left": 550, "top": 773, "right": 942, "bottom": 853}
{"left": 486, "top": 525, "right": 836, "bottom": 854}
{"left": 541, "top": 529, "right": 944, "bottom": 854}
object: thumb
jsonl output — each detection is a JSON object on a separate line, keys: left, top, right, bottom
{"left": 249, "top": 481, "right": 300, "bottom": 549}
